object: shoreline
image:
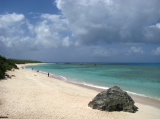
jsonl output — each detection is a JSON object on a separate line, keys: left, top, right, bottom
{"left": 74, "top": 82, "right": 160, "bottom": 109}
{"left": 25, "top": 63, "right": 160, "bottom": 109}
{"left": 1, "top": 63, "right": 160, "bottom": 118}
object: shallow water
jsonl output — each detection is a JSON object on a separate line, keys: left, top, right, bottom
{"left": 26, "top": 63, "right": 160, "bottom": 99}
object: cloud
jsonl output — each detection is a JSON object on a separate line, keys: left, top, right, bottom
{"left": 0, "top": 1, "right": 160, "bottom": 62}
{"left": 62, "top": 36, "right": 72, "bottom": 47}
{"left": 0, "top": 13, "right": 26, "bottom": 48}
{"left": 150, "top": 23, "right": 160, "bottom": 29}
{"left": 73, "top": 45, "right": 131, "bottom": 58}
{"left": 55, "top": 0, "right": 160, "bottom": 45}
{"left": 91, "top": 46, "right": 119, "bottom": 57}
{"left": 0, "top": 13, "right": 24, "bottom": 28}
{"left": 41, "top": 14, "right": 68, "bottom": 31}
{"left": 0, "top": 13, "right": 73, "bottom": 50}
{"left": 152, "top": 47, "right": 160, "bottom": 56}
{"left": 33, "top": 20, "right": 61, "bottom": 48}
{"left": 0, "top": 13, "right": 25, "bottom": 37}
{"left": 129, "top": 46, "right": 144, "bottom": 54}
{"left": 31, "top": 14, "right": 72, "bottom": 48}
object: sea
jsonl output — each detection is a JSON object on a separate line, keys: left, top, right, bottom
{"left": 26, "top": 63, "right": 160, "bottom": 100}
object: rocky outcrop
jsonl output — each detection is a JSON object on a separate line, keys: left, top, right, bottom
{"left": 88, "top": 86, "right": 138, "bottom": 113}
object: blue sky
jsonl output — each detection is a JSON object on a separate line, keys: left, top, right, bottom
{"left": 0, "top": 0, "right": 160, "bottom": 63}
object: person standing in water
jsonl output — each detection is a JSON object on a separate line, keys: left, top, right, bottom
{"left": 48, "top": 73, "right": 49, "bottom": 77}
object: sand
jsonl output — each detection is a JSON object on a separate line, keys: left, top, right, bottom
{"left": 0, "top": 63, "right": 160, "bottom": 119}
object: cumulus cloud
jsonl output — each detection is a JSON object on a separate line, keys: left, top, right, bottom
{"left": 55, "top": 0, "right": 160, "bottom": 45}
{"left": 31, "top": 14, "right": 72, "bottom": 48}
{"left": 0, "top": 13, "right": 24, "bottom": 28}
{"left": 0, "top": 13, "right": 26, "bottom": 48}
{"left": 1, "top": 1, "right": 160, "bottom": 62}
{"left": 152, "top": 47, "right": 160, "bottom": 55}
{"left": 33, "top": 20, "right": 61, "bottom": 48}
{"left": 41, "top": 14, "right": 68, "bottom": 31}
{"left": 0, "top": 13, "right": 73, "bottom": 50}
{"left": 62, "top": 36, "right": 73, "bottom": 47}
{"left": 129, "top": 46, "right": 144, "bottom": 54}
{"left": 150, "top": 23, "right": 160, "bottom": 29}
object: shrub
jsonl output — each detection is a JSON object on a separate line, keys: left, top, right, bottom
{"left": 0, "top": 56, "right": 18, "bottom": 79}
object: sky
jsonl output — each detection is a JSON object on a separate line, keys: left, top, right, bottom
{"left": 0, "top": 0, "right": 160, "bottom": 63}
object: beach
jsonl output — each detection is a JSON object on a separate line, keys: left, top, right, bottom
{"left": 0, "top": 64, "right": 160, "bottom": 119}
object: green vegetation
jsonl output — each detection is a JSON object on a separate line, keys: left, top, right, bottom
{"left": 0, "top": 56, "right": 18, "bottom": 79}
{"left": 0, "top": 56, "right": 42, "bottom": 79}
{"left": 10, "top": 59, "right": 42, "bottom": 64}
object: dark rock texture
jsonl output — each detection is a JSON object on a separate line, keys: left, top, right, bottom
{"left": 88, "top": 86, "right": 138, "bottom": 113}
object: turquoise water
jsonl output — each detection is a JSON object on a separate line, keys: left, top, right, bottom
{"left": 26, "top": 63, "right": 160, "bottom": 99}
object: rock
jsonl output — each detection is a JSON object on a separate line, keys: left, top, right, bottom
{"left": 88, "top": 86, "right": 138, "bottom": 113}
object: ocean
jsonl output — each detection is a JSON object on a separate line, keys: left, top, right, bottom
{"left": 26, "top": 63, "right": 160, "bottom": 100}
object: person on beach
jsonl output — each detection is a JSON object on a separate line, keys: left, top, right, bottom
{"left": 48, "top": 73, "right": 49, "bottom": 77}
{"left": 37, "top": 70, "right": 39, "bottom": 72}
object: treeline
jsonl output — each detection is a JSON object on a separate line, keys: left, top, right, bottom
{"left": 0, "top": 56, "right": 18, "bottom": 79}
{"left": 10, "top": 59, "right": 42, "bottom": 64}
{"left": 0, "top": 56, "right": 42, "bottom": 79}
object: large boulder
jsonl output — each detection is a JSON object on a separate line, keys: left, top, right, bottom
{"left": 88, "top": 86, "right": 138, "bottom": 113}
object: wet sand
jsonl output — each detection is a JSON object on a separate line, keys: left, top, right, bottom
{"left": 75, "top": 83, "right": 160, "bottom": 109}
{"left": 0, "top": 63, "right": 160, "bottom": 119}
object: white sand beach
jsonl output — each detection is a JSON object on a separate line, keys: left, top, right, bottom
{"left": 0, "top": 63, "right": 160, "bottom": 119}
